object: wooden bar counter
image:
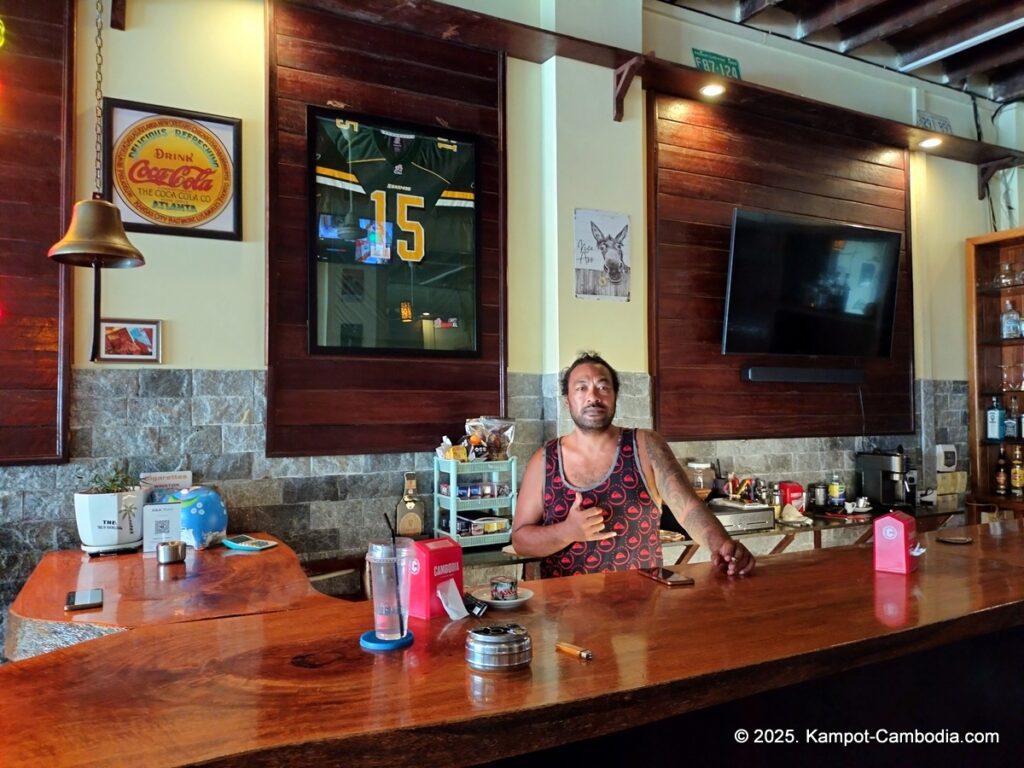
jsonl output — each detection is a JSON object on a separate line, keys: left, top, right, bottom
{"left": 3, "top": 533, "right": 332, "bottom": 661}
{"left": 2, "top": 522, "right": 1023, "bottom": 766}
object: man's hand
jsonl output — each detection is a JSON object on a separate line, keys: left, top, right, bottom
{"left": 564, "top": 492, "right": 617, "bottom": 543}
{"left": 711, "top": 538, "right": 755, "bottom": 576}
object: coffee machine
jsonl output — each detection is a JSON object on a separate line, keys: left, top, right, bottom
{"left": 855, "top": 450, "right": 915, "bottom": 510}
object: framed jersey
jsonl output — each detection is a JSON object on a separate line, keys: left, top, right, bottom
{"left": 307, "top": 106, "right": 479, "bottom": 355}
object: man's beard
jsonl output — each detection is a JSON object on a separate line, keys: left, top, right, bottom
{"left": 570, "top": 404, "right": 615, "bottom": 432}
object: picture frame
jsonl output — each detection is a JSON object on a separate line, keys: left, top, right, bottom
{"left": 97, "top": 319, "right": 162, "bottom": 363}
{"left": 102, "top": 98, "right": 242, "bottom": 240}
{"left": 306, "top": 106, "right": 480, "bottom": 356}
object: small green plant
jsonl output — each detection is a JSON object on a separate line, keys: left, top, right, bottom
{"left": 82, "top": 468, "right": 138, "bottom": 494}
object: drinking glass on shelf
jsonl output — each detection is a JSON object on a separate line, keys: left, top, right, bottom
{"left": 998, "top": 364, "right": 1012, "bottom": 391}
{"left": 1011, "top": 363, "right": 1024, "bottom": 391}
{"left": 998, "top": 262, "right": 1016, "bottom": 288}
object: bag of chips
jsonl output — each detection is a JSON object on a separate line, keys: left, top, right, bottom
{"left": 464, "top": 416, "right": 515, "bottom": 460}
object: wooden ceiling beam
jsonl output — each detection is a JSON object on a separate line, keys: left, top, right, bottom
{"left": 898, "top": 1, "right": 1024, "bottom": 72}
{"left": 794, "top": 0, "right": 888, "bottom": 40}
{"left": 945, "top": 38, "right": 1024, "bottom": 86}
{"left": 840, "top": 0, "right": 974, "bottom": 53}
{"left": 737, "top": 0, "right": 783, "bottom": 23}
{"left": 992, "top": 69, "right": 1024, "bottom": 103}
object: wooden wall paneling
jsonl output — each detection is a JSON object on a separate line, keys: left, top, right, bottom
{"left": 649, "top": 92, "right": 913, "bottom": 441}
{"left": 0, "top": 3, "right": 73, "bottom": 464}
{"left": 267, "top": 1, "right": 506, "bottom": 456}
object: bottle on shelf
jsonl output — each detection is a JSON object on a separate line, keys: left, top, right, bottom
{"left": 998, "top": 262, "right": 1016, "bottom": 287}
{"left": 1006, "top": 395, "right": 1020, "bottom": 439}
{"left": 1011, "top": 446, "right": 1024, "bottom": 498}
{"left": 995, "top": 445, "right": 1009, "bottom": 496}
{"left": 987, "top": 396, "right": 1007, "bottom": 440}
{"left": 1001, "top": 299, "right": 1022, "bottom": 339}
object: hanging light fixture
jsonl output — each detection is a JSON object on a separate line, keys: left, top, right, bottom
{"left": 48, "top": 0, "right": 143, "bottom": 362}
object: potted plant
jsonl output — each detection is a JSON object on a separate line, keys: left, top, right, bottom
{"left": 73, "top": 468, "right": 144, "bottom": 552}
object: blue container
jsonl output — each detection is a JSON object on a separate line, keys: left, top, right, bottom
{"left": 169, "top": 485, "right": 227, "bottom": 549}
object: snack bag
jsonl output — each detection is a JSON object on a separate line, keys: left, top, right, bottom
{"left": 465, "top": 416, "right": 515, "bottom": 460}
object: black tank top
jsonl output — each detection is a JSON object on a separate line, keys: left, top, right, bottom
{"left": 540, "top": 428, "right": 662, "bottom": 577}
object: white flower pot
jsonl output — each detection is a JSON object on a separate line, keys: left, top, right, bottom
{"left": 74, "top": 488, "right": 144, "bottom": 550}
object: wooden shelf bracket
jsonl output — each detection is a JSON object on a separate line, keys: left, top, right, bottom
{"left": 978, "top": 156, "right": 1023, "bottom": 199}
{"left": 613, "top": 54, "right": 644, "bottom": 121}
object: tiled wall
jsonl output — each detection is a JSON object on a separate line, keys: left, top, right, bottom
{"left": 0, "top": 368, "right": 964, "bottom": 659}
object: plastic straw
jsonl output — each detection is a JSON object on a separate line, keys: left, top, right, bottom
{"left": 382, "top": 511, "right": 405, "bottom": 638}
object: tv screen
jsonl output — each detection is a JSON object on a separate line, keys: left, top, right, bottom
{"left": 721, "top": 208, "right": 902, "bottom": 358}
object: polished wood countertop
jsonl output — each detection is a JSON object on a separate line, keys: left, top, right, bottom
{"left": 4, "top": 533, "right": 332, "bottom": 660}
{"left": 2, "top": 523, "right": 1023, "bottom": 766}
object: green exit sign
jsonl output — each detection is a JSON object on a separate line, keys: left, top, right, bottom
{"left": 692, "top": 48, "right": 741, "bottom": 79}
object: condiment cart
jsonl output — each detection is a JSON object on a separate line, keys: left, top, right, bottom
{"left": 433, "top": 457, "right": 517, "bottom": 548}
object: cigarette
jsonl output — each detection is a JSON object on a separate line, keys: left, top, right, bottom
{"left": 555, "top": 641, "right": 593, "bottom": 661}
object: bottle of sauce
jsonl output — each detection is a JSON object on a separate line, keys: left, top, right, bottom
{"left": 1011, "top": 446, "right": 1024, "bottom": 498}
{"left": 995, "top": 446, "right": 1009, "bottom": 496}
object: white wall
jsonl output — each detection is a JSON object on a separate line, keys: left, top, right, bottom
{"left": 70, "top": 0, "right": 1019, "bottom": 382}
{"left": 73, "top": 0, "right": 265, "bottom": 369}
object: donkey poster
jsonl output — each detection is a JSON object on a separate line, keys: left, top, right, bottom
{"left": 574, "top": 208, "right": 630, "bottom": 301}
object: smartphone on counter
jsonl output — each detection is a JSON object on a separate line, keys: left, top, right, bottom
{"left": 64, "top": 588, "right": 103, "bottom": 611}
{"left": 638, "top": 568, "right": 695, "bottom": 587}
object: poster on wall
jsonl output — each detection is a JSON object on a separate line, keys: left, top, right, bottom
{"left": 102, "top": 98, "right": 242, "bottom": 240}
{"left": 574, "top": 208, "right": 630, "bottom": 302}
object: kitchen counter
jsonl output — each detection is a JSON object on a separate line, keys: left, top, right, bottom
{"left": 1, "top": 522, "right": 1021, "bottom": 766}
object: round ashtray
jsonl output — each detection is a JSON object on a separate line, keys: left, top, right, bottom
{"left": 465, "top": 623, "right": 532, "bottom": 671}
{"left": 156, "top": 540, "right": 186, "bottom": 564}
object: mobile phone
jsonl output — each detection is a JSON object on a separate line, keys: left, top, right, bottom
{"left": 222, "top": 534, "right": 278, "bottom": 551}
{"left": 64, "top": 588, "right": 103, "bottom": 611}
{"left": 637, "top": 567, "right": 695, "bottom": 587}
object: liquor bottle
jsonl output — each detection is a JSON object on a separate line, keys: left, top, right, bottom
{"left": 987, "top": 397, "right": 1007, "bottom": 440}
{"left": 995, "top": 446, "right": 1009, "bottom": 496}
{"left": 1006, "top": 396, "right": 1020, "bottom": 439}
{"left": 1001, "top": 300, "right": 1022, "bottom": 339}
{"left": 1011, "top": 446, "right": 1024, "bottom": 498}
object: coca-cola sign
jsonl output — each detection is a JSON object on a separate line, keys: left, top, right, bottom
{"left": 103, "top": 99, "right": 241, "bottom": 240}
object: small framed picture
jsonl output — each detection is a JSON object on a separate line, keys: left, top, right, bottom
{"left": 97, "top": 319, "right": 162, "bottom": 363}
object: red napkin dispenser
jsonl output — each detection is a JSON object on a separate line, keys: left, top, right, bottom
{"left": 408, "top": 538, "right": 464, "bottom": 619}
{"left": 873, "top": 511, "right": 918, "bottom": 574}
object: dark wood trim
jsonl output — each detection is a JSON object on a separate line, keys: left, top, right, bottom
{"left": 110, "top": 0, "right": 127, "bottom": 30}
{"left": 640, "top": 56, "right": 1024, "bottom": 167}
{"left": 613, "top": 55, "right": 643, "bottom": 122}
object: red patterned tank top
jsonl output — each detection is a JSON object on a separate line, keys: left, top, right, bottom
{"left": 540, "top": 428, "right": 662, "bottom": 578}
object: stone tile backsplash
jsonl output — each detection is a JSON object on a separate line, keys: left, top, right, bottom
{"left": 0, "top": 368, "right": 962, "bottom": 659}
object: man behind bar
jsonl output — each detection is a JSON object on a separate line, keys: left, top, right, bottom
{"left": 512, "top": 351, "right": 755, "bottom": 578}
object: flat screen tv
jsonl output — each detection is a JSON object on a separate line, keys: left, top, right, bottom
{"left": 721, "top": 208, "right": 902, "bottom": 358}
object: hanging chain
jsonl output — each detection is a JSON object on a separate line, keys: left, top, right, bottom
{"left": 94, "top": 0, "right": 105, "bottom": 194}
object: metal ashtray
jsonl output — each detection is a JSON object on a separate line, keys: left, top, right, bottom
{"left": 465, "top": 623, "right": 532, "bottom": 671}
{"left": 156, "top": 540, "right": 187, "bottom": 564}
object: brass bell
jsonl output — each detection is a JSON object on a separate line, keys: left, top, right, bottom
{"left": 48, "top": 198, "right": 144, "bottom": 268}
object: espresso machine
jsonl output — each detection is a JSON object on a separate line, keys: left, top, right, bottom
{"left": 855, "top": 450, "right": 916, "bottom": 511}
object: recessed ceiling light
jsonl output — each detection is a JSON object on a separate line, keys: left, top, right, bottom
{"left": 919, "top": 137, "right": 942, "bottom": 149}
{"left": 699, "top": 83, "right": 726, "bottom": 97}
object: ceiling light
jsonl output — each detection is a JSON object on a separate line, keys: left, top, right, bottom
{"left": 699, "top": 83, "right": 726, "bottom": 97}
{"left": 919, "top": 137, "right": 943, "bottom": 149}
